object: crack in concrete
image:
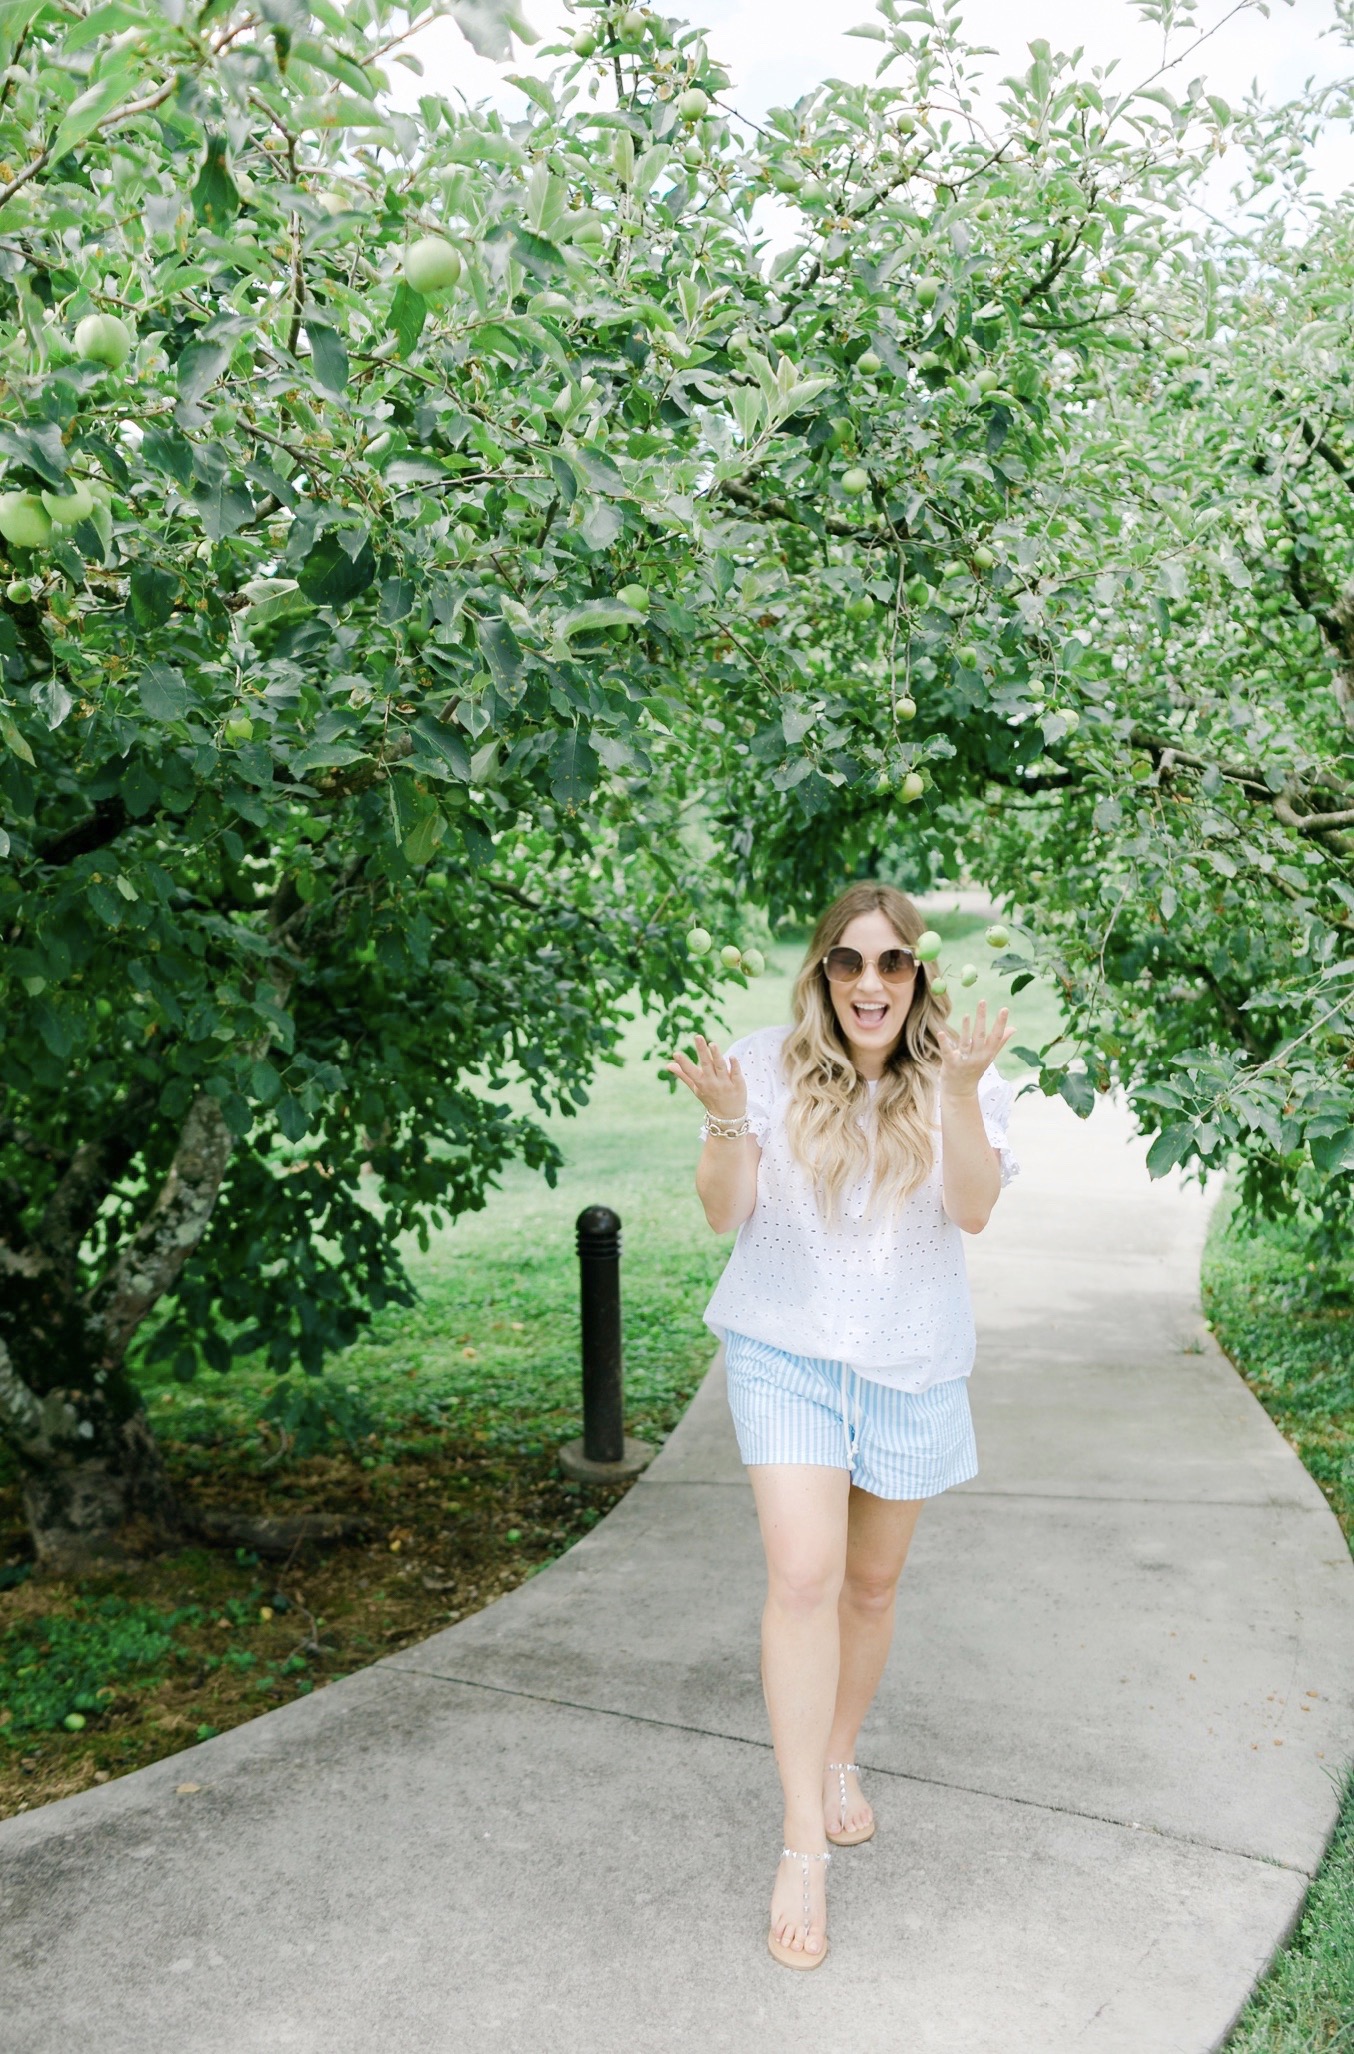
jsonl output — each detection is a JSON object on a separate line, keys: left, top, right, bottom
{"left": 377, "top": 1658, "right": 1317, "bottom": 1880}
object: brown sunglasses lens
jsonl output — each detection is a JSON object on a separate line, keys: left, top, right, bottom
{"left": 823, "top": 947, "right": 916, "bottom": 983}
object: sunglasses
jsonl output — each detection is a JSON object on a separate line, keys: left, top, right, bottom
{"left": 821, "top": 946, "right": 917, "bottom": 985}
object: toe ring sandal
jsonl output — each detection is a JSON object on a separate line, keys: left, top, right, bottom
{"left": 826, "top": 1760, "right": 875, "bottom": 1847}
{"left": 768, "top": 1846, "right": 831, "bottom": 1970}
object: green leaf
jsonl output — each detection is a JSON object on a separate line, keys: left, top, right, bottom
{"left": 386, "top": 281, "right": 429, "bottom": 357}
{"left": 410, "top": 710, "right": 472, "bottom": 780}
{"left": 297, "top": 531, "right": 377, "bottom": 608}
{"left": 192, "top": 476, "right": 255, "bottom": 541}
{"left": 177, "top": 338, "right": 233, "bottom": 406}
{"left": 1146, "top": 1124, "right": 1193, "bottom": 1179}
{"left": 32, "top": 999, "right": 70, "bottom": 1059}
{"left": 1310, "top": 1127, "right": 1354, "bottom": 1176}
{"left": 549, "top": 727, "right": 599, "bottom": 808}
{"left": 402, "top": 811, "right": 446, "bottom": 865}
{"left": 305, "top": 319, "right": 349, "bottom": 395}
{"left": 49, "top": 73, "right": 132, "bottom": 161}
{"left": 140, "top": 430, "right": 195, "bottom": 491}
{"left": 0, "top": 713, "right": 34, "bottom": 765}
{"left": 129, "top": 564, "right": 180, "bottom": 630}
{"left": 0, "top": 420, "right": 67, "bottom": 487}
{"left": 1055, "top": 1068, "right": 1097, "bottom": 1119}
{"left": 137, "top": 663, "right": 191, "bottom": 719}
{"left": 475, "top": 615, "right": 523, "bottom": 694}
{"left": 191, "top": 134, "right": 240, "bottom": 228}
{"left": 551, "top": 598, "right": 643, "bottom": 652}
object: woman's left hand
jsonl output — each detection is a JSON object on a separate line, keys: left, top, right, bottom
{"left": 937, "top": 999, "right": 1014, "bottom": 1095}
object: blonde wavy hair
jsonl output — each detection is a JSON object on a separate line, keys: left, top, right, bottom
{"left": 782, "top": 882, "right": 952, "bottom": 1226}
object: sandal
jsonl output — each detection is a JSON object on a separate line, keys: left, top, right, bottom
{"left": 767, "top": 1845, "right": 831, "bottom": 1970}
{"left": 825, "top": 1760, "right": 876, "bottom": 1847}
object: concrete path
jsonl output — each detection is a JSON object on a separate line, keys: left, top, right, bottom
{"left": 3, "top": 1093, "right": 1353, "bottom": 2054}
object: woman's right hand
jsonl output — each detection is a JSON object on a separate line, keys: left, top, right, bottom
{"left": 665, "top": 1034, "right": 748, "bottom": 1121}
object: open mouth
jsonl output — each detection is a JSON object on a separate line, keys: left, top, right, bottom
{"left": 850, "top": 1001, "right": 889, "bottom": 1028}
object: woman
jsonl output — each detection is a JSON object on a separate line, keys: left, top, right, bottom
{"left": 666, "top": 881, "right": 1017, "bottom": 1970}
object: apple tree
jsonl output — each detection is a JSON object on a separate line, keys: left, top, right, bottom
{"left": 0, "top": 0, "right": 1286, "bottom": 1566}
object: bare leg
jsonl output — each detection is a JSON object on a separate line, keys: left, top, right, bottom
{"left": 824, "top": 1487, "right": 924, "bottom": 1837}
{"left": 747, "top": 1462, "right": 850, "bottom": 1958}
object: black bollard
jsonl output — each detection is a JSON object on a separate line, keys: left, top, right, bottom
{"left": 558, "top": 1205, "right": 655, "bottom": 1484}
{"left": 577, "top": 1204, "right": 624, "bottom": 1462}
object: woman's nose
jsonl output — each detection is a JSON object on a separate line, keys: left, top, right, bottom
{"left": 856, "top": 965, "right": 885, "bottom": 996}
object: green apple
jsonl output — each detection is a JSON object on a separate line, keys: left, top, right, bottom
{"left": 914, "top": 929, "right": 942, "bottom": 962}
{"left": 900, "top": 770, "right": 925, "bottom": 802}
{"left": 972, "top": 544, "right": 996, "bottom": 570}
{"left": 985, "top": 923, "right": 1010, "bottom": 949}
{"left": 929, "top": 976, "right": 948, "bottom": 996}
{"left": 856, "top": 348, "right": 882, "bottom": 375}
{"left": 956, "top": 643, "right": 980, "bottom": 669}
{"left": 571, "top": 29, "right": 598, "bottom": 55}
{"left": 975, "top": 367, "right": 1000, "bottom": 394}
{"left": 41, "top": 480, "right": 96, "bottom": 527}
{"left": 404, "top": 237, "right": 462, "bottom": 294}
{"left": 1163, "top": 344, "right": 1190, "bottom": 367}
{"left": 683, "top": 139, "right": 704, "bottom": 167}
{"left": 827, "top": 416, "right": 855, "bottom": 450}
{"left": 896, "top": 111, "right": 917, "bottom": 134}
{"left": 0, "top": 491, "right": 52, "bottom": 549}
{"left": 63, "top": 1712, "right": 87, "bottom": 1731}
{"left": 74, "top": 311, "right": 132, "bottom": 369}
{"left": 720, "top": 943, "right": 743, "bottom": 969}
{"left": 677, "top": 86, "right": 709, "bottom": 121}
{"left": 845, "top": 594, "right": 873, "bottom": 621}
{"left": 618, "top": 582, "right": 649, "bottom": 612}
{"left": 740, "top": 947, "right": 765, "bottom": 978}
{"left": 6, "top": 579, "right": 33, "bottom": 604}
{"left": 1054, "top": 706, "right": 1081, "bottom": 731}
{"left": 940, "top": 559, "right": 967, "bottom": 581}
{"left": 841, "top": 466, "right": 871, "bottom": 496}
{"left": 918, "top": 349, "right": 944, "bottom": 372}
{"left": 685, "top": 926, "right": 712, "bottom": 955}
{"left": 960, "top": 963, "right": 979, "bottom": 987}
{"left": 974, "top": 199, "right": 994, "bottom": 220}
{"left": 894, "top": 695, "right": 917, "bottom": 721}
{"left": 224, "top": 713, "right": 254, "bottom": 744}
{"left": 916, "top": 276, "right": 942, "bottom": 308}
{"left": 618, "top": 7, "right": 646, "bottom": 42}
{"left": 905, "top": 575, "right": 932, "bottom": 608}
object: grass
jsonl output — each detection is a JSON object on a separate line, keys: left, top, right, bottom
{"left": 0, "top": 901, "right": 1059, "bottom": 1816}
{"left": 1203, "top": 1191, "right": 1354, "bottom": 2052}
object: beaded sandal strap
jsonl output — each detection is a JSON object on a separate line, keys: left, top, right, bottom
{"left": 781, "top": 1846, "right": 832, "bottom": 1937}
{"left": 826, "top": 1761, "right": 861, "bottom": 1834}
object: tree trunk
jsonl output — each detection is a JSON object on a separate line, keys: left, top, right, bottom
{"left": 0, "top": 1263, "right": 183, "bottom": 1575}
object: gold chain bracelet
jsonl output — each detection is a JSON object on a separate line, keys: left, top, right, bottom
{"left": 700, "top": 1112, "right": 753, "bottom": 1141}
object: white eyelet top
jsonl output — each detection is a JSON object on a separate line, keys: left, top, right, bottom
{"left": 702, "top": 1024, "right": 1018, "bottom": 1390}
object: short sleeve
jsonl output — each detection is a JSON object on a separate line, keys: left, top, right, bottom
{"left": 724, "top": 1029, "right": 778, "bottom": 1146}
{"left": 978, "top": 1063, "right": 1019, "bottom": 1187}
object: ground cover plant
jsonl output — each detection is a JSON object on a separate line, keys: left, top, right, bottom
{"left": 0, "top": 908, "right": 1048, "bottom": 1814}
{"left": 1202, "top": 1196, "right": 1354, "bottom": 2052}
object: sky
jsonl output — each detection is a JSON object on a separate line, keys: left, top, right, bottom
{"left": 393, "top": 1, "right": 1350, "bottom": 129}
{"left": 379, "top": 0, "right": 1353, "bottom": 231}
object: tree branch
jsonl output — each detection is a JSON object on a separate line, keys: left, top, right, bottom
{"left": 85, "top": 1091, "right": 237, "bottom": 1360}
{"left": 715, "top": 476, "right": 885, "bottom": 543}
{"left": 36, "top": 1087, "right": 154, "bottom": 1277}
{"left": 0, "top": 1335, "right": 47, "bottom": 1461}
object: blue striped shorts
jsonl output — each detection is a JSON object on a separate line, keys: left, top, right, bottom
{"left": 722, "top": 1330, "right": 979, "bottom": 1501}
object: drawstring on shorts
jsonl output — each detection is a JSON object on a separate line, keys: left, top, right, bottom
{"left": 837, "top": 1358, "right": 862, "bottom": 1475}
